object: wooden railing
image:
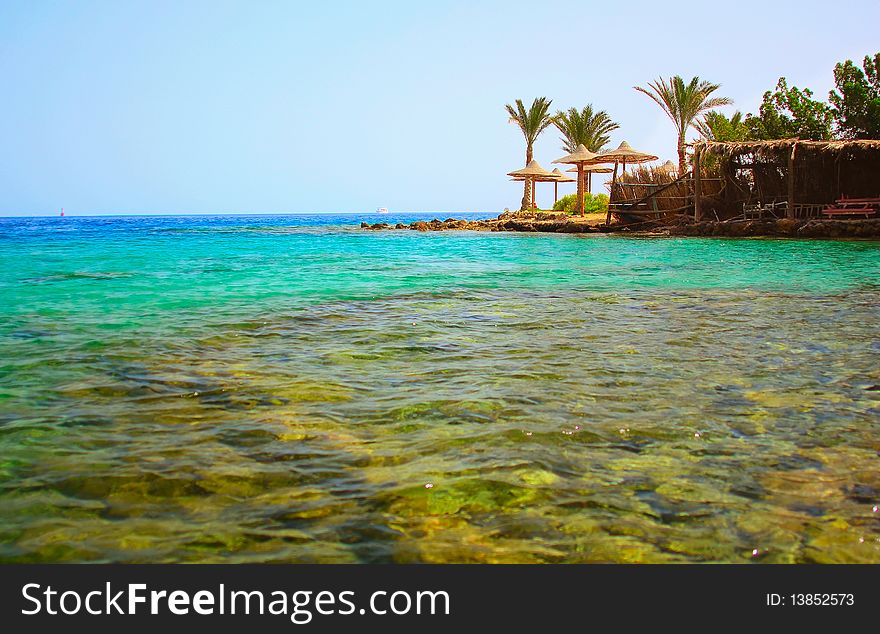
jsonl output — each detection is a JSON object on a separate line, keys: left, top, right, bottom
{"left": 605, "top": 173, "right": 698, "bottom": 225}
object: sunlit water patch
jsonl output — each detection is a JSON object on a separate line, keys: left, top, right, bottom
{"left": 1, "top": 215, "right": 879, "bottom": 562}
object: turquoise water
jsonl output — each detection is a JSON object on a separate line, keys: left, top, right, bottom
{"left": 1, "top": 214, "right": 879, "bottom": 563}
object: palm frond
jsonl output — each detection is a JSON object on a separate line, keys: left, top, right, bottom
{"left": 553, "top": 105, "right": 619, "bottom": 153}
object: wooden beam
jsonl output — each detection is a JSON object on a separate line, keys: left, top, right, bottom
{"left": 787, "top": 143, "right": 797, "bottom": 219}
{"left": 694, "top": 147, "right": 702, "bottom": 222}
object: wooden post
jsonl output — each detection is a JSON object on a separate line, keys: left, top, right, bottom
{"left": 554, "top": 180, "right": 558, "bottom": 204}
{"left": 531, "top": 177, "right": 536, "bottom": 209}
{"left": 577, "top": 164, "right": 585, "bottom": 216}
{"left": 787, "top": 143, "right": 797, "bottom": 219}
{"left": 694, "top": 146, "right": 702, "bottom": 222}
{"left": 605, "top": 162, "right": 619, "bottom": 225}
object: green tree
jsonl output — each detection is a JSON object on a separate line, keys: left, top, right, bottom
{"left": 744, "top": 78, "right": 834, "bottom": 140}
{"left": 829, "top": 53, "right": 880, "bottom": 139}
{"left": 505, "top": 97, "right": 554, "bottom": 210}
{"left": 553, "top": 105, "right": 619, "bottom": 153}
{"left": 634, "top": 76, "right": 732, "bottom": 175}
{"left": 695, "top": 110, "right": 749, "bottom": 142}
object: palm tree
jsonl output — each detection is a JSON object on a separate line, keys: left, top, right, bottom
{"left": 634, "top": 76, "right": 732, "bottom": 175}
{"left": 695, "top": 110, "right": 748, "bottom": 142}
{"left": 553, "top": 105, "right": 619, "bottom": 153}
{"left": 505, "top": 97, "right": 554, "bottom": 210}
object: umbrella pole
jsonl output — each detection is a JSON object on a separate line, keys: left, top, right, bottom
{"left": 606, "top": 162, "right": 619, "bottom": 226}
{"left": 577, "top": 165, "right": 585, "bottom": 216}
{"left": 531, "top": 178, "right": 536, "bottom": 209}
{"left": 554, "top": 181, "right": 558, "bottom": 204}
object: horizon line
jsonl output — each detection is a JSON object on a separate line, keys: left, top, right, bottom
{"left": 0, "top": 210, "right": 500, "bottom": 218}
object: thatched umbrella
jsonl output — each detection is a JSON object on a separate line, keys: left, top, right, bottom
{"left": 590, "top": 141, "right": 658, "bottom": 181}
{"left": 587, "top": 141, "right": 658, "bottom": 223}
{"left": 548, "top": 168, "right": 575, "bottom": 203}
{"left": 659, "top": 159, "right": 677, "bottom": 176}
{"left": 509, "top": 171, "right": 571, "bottom": 206}
{"left": 567, "top": 164, "right": 613, "bottom": 196}
{"left": 552, "top": 144, "right": 599, "bottom": 216}
{"left": 507, "top": 160, "right": 553, "bottom": 209}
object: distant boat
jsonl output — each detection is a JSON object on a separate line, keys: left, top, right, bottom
{"left": 376, "top": 207, "right": 388, "bottom": 214}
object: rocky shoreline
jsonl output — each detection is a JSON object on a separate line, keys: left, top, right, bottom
{"left": 361, "top": 212, "right": 880, "bottom": 239}
{"left": 667, "top": 218, "right": 880, "bottom": 239}
{"left": 361, "top": 211, "right": 610, "bottom": 233}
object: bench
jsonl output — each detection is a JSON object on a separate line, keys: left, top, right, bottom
{"left": 821, "top": 197, "right": 879, "bottom": 218}
{"left": 822, "top": 207, "right": 877, "bottom": 218}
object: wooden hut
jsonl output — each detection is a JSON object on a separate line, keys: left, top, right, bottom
{"left": 692, "top": 139, "right": 880, "bottom": 221}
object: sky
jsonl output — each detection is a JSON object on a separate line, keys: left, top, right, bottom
{"left": 1, "top": 0, "right": 878, "bottom": 216}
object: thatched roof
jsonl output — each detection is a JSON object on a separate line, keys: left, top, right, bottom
{"left": 590, "top": 141, "right": 658, "bottom": 164}
{"left": 694, "top": 139, "right": 880, "bottom": 156}
{"left": 550, "top": 168, "right": 576, "bottom": 182}
{"left": 552, "top": 144, "right": 599, "bottom": 165}
{"left": 507, "top": 159, "right": 552, "bottom": 177}
{"left": 690, "top": 138, "right": 880, "bottom": 218}
{"left": 567, "top": 165, "right": 613, "bottom": 174}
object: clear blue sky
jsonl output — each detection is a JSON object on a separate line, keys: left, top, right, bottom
{"left": 1, "top": 0, "right": 878, "bottom": 215}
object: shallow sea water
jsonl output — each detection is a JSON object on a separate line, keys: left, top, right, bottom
{"left": 1, "top": 214, "right": 879, "bottom": 563}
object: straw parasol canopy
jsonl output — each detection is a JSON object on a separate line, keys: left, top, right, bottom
{"left": 548, "top": 168, "right": 575, "bottom": 203}
{"left": 507, "top": 160, "right": 554, "bottom": 209}
{"left": 549, "top": 168, "right": 575, "bottom": 182}
{"left": 507, "top": 159, "right": 553, "bottom": 179}
{"left": 591, "top": 141, "right": 659, "bottom": 166}
{"left": 566, "top": 165, "right": 612, "bottom": 174}
{"left": 552, "top": 144, "right": 600, "bottom": 216}
{"left": 660, "top": 160, "right": 677, "bottom": 174}
{"left": 588, "top": 141, "right": 659, "bottom": 224}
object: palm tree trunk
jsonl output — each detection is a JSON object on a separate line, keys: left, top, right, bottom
{"left": 521, "top": 146, "right": 533, "bottom": 210}
{"left": 677, "top": 134, "right": 687, "bottom": 176}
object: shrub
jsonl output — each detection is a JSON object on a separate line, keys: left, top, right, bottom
{"left": 552, "top": 192, "right": 609, "bottom": 213}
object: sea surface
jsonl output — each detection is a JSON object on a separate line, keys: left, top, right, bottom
{"left": 1, "top": 213, "right": 879, "bottom": 563}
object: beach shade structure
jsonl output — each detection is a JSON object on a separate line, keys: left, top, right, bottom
{"left": 566, "top": 164, "right": 613, "bottom": 197}
{"left": 548, "top": 168, "right": 575, "bottom": 203}
{"left": 552, "top": 144, "right": 600, "bottom": 216}
{"left": 660, "top": 159, "right": 677, "bottom": 173}
{"left": 509, "top": 171, "right": 568, "bottom": 206}
{"left": 587, "top": 141, "right": 659, "bottom": 224}
{"left": 507, "top": 160, "right": 554, "bottom": 209}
